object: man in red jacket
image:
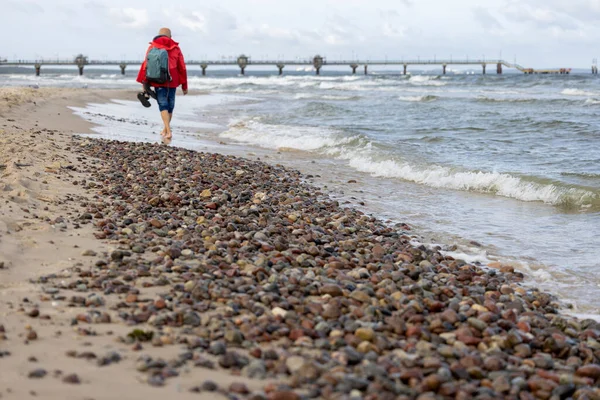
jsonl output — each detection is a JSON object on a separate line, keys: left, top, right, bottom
{"left": 136, "top": 27, "right": 188, "bottom": 140}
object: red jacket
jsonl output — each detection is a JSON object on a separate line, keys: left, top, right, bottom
{"left": 137, "top": 36, "right": 188, "bottom": 91}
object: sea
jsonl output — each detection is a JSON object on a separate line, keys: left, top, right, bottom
{"left": 1, "top": 64, "right": 599, "bottom": 319}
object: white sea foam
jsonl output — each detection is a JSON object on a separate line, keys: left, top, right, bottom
{"left": 562, "top": 88, "right": 596, "bottom": 96}
{"left": 221, "top": 118, "right": 357, "bottom": 151}
{"left": 219, "top": 117, "right": 599, "bottom": 208}
{"left": 408, "top": 75, "right": 447, "bottom": 86}
{"left": 341, "top": 154, "right": 598, "bottom": 207}
{"left": 476, "top": 96, "right": 536, "bottom": 103}
{"left": 398, "top": 95, "right": 438, "bottom": 102}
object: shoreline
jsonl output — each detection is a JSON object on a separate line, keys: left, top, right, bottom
{"left": 69, "top": 90, "right": 600, "bottom": 319}
{"left": 1, "top": 87, "right": 599, "bottom": 399}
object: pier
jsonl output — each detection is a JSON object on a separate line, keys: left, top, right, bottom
{"left": 0, "top": 54, "right": 575, "bottom": 76}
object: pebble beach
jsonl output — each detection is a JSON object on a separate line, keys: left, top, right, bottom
{"left": 1, "top": 88, "right": 600, "bottom": 400}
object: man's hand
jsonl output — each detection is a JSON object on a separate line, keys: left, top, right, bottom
{"left": 183, "top": 89, "right": 188, "bottom": 95}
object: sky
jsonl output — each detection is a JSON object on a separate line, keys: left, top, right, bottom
{"left": 3, "top": 0, "right": 600, "bottom": 68}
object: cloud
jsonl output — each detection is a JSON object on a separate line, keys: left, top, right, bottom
{"left": 227, "top": 14, "right": 365, "bottom": 50}
{"left": 5, "top": 0, "right": 44, "bottom": 14}
{"left": 163, "top": 7, "right": 238, "bottom": 39}
{"left": 380, "top": 9, "right": 407, "bottom": 38}
{"left": 472, "top": 6, "right": 504, "bottom": 30}
{"left": 317, "top": 15, "right": 365, "bottom": 46}
{"left": 501, "top": 2, "right": 580, "bottom": 31}
{"left": 109, "top": 7, "right": 149, "bottom": 29}
{"left": 506, "top": 0, "right": 600, "bottom": 23}
{"left": 238, "top": 23, "right": 303, "bottom": 45}
{"left": 179, "top": 12, "right": 206, "bottom": 32}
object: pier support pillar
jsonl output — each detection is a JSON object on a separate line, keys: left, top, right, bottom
{"left": 350, "top": 63, "right": 358, "bottom": 74}
{"left": 482, "top": 64, "right": 486, "bottom": 75}
{"left": 497, "top": 63, "right": 503, "bottom": 74}
{"left": 119, "top": 63, "right": 126, "bottom": 75}
{"left": 442, "top": 64, "right": 446, "bottom": 75}
{"left": 403, "top": 64, "right": 407, "bottom": 75}
{"left": 35, "top": 63, "right": 41, "bottom": 76}
{"left": 592, "top": 65, "right": 598, "bottom": 75}
{"left": 313, "top": 55, "right": 324, "bottom": 76}
{"left": 77, "top": 64, "right": 84, "bottom": 76}
{"left": 364, "top": 65, "right": 368, "bottom": 75}
{"left": 201, "top": 63, "right": 208, "bottom": 76}
{"left": 237, "top": 55, "right": 249, "bottom": 76}
{"left": 277, "top": 63, "right": 285, "bottom": 76}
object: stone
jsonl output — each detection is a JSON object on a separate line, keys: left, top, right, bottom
{"left": 201, "top": 380, "right": 218, "bottom": 391}
{"left": 322, "top": 304, "right": 341, "bottom": 319}
{"left": 27, "top": 309, "right": 40, "bottom": 318}
{"left": 209, "top": 341, "right": 227, "bottom": 355}
{"left": 270, "top": 392, "right": 301, "bottom": 400}
{"left": 441, "top": 309, "right": 459, "bottom": 324}
{"left": 355, "top": 327, "right": 375, "bottom": 342}
{"left": 28, "top": 369, "right": 47, "bottom": 379}
{"left": 225, "top": 329, "right": 244, "bottom": 345}
{"left": 492, "top": 375, "right": 511, "bottom": 393}
{"left": 286, "top": 356, "right": 305, "bottom": 375}
{"left": 245, "top": 360, "right": 267, "bottom": 379}
{"left": 26, "top": 330, "right": 38, "bottom": 341}
{"left": 272, "top": 307, "right": 287, "bottom": 318}
{"left": 229, "top": 382, "right": 250, "bottom": 394}
{"left": 320, "top": 284, "right": 344, "bottom": 297}
{"left": 350, "top": 291, "right": 371, "bottom": 303}
{"left": 576, "top": 364, "right": 600, "bottom": 380}
{"left": 62, "top": 374, "right": 81, "bottom": 384}
{"left": 467, "top": 317, "right": 487, "bottom": 331}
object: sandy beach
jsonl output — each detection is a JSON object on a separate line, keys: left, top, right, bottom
{"left": 0, "top": 88, "right": 225, "bottom": 400}
{"left": 1, "top": 87, "right": 600, "bottom": 400}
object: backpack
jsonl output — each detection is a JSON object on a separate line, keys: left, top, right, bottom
{"left": 146, "top": 47, "right": 171, "bottom": 84}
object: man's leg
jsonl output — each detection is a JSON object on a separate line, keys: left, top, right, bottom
{"left": 156, "top": 88, "right": 172, "bottom": 137}
{"left": 160, "top": 110, "right": 172, "bottom": 138}
{"left": 160, "top": 112, "right": 172, "bottom": 136}
{"left": 163, "top": 89, "right": 176, "bottom": 139}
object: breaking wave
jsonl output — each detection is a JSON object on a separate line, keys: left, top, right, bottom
{"left": 221, "top": 118, "right": 600, "bottom": 210}
{"left": 398, "top": 95, "right": 439, "bottom": 102}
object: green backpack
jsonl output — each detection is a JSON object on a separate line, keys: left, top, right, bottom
{"left": 146, "top": 47, "right": 171, "bottom": 84}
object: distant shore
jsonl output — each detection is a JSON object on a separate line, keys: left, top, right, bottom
{"left": 1, "top": 87, "right": 599, "bottom": 399}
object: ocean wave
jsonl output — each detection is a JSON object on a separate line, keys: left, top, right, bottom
{"left": 322, "top": 95, "right": 359, "bottom": 100}
{"left": 562, "top": 88, "right": 596, "bottom": 96}
{"left": 220, "top": 118, "right": 362, "bottom": 151}
{"left": 561, "top": 171, "right": 600, "bottom": 179}
{"left": 408, "top": 75, "right": 446, "bottom": 86}
{"left": 294, "top": 93, "right": 359, "bottom": 101}
{"left": 342, "top": 155, "right": 600, "bottom": 210}
{"left": 398, "top": 95, "right": 439, "bottom": 102}
{"left": 476, "top": 96, "right": 536, "bottom": 103}
{"left": 219, "top": 118, "right": 600, "bottom": 210}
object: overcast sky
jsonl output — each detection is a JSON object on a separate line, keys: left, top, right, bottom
{"left": 4, "top": 0, "right": 600, "bottom": 68}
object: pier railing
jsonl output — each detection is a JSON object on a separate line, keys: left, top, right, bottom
{"left": 0, "top": 55, "right": 571, "bottom": 76}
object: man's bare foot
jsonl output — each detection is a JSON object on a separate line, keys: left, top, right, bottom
{"left": 164, "top": 131, "right": 172, "bottom": 139}
{"left": 160, "top": 128, "right": 166, "bottom": 137}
